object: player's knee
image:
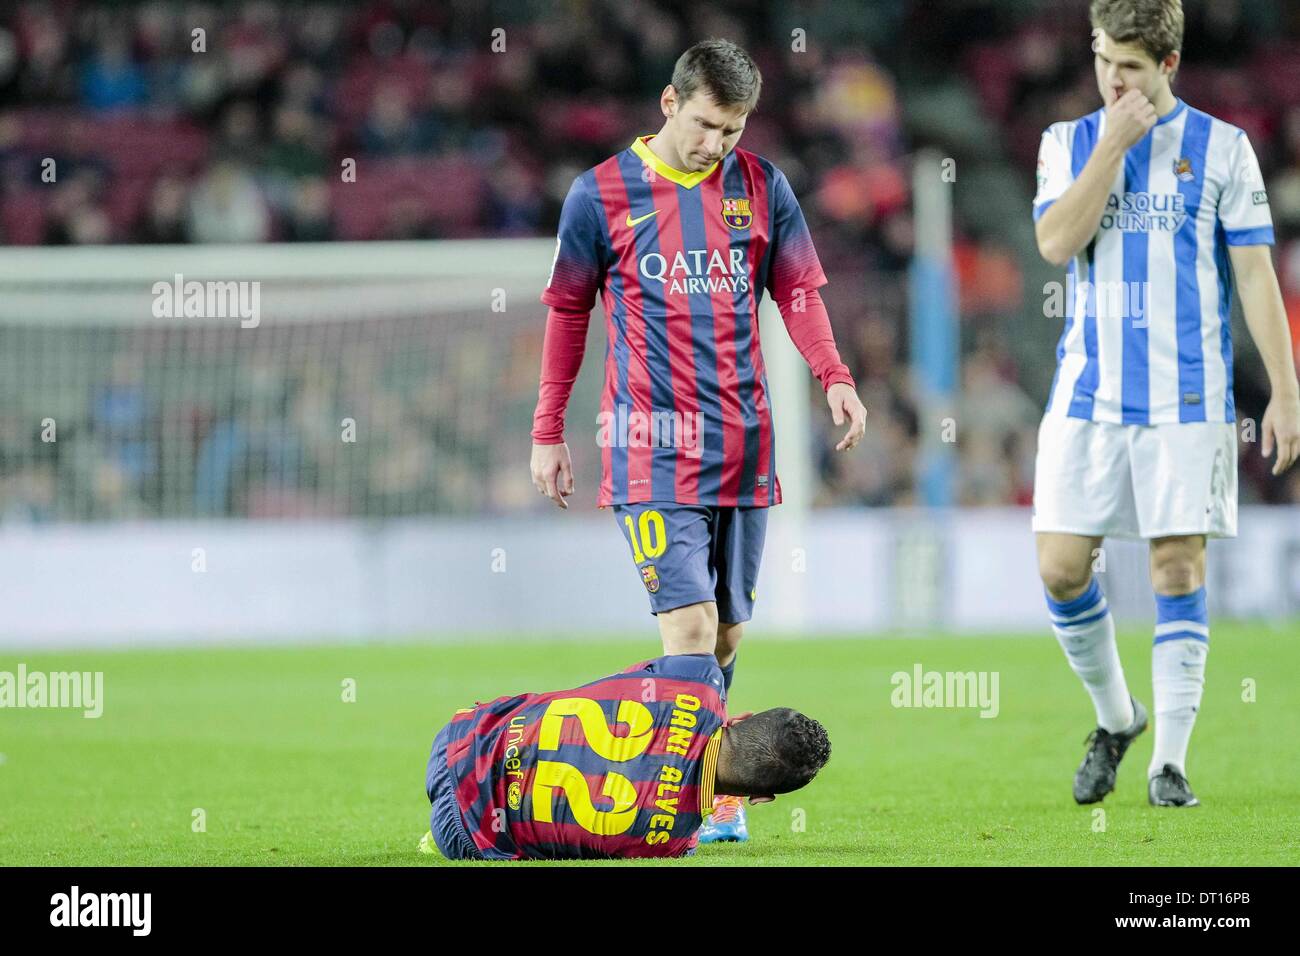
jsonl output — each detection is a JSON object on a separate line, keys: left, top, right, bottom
{"left": 1037, "top": 557, "right": 1091, "bottom": 601}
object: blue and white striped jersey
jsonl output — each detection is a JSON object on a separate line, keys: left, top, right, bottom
{"left": 1033, "top": 98, "right": 1274, "bottom": 425}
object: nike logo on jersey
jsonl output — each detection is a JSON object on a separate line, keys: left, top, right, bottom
{"left": 626, "top": 209, "right": 660, "bottom": 228}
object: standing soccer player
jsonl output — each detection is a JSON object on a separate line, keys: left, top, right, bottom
{"left": 1032, "top": 0, "right": 1299, "bottom": 807}
{"left": 529, "top": 39, "right": 866, "bottom": 841}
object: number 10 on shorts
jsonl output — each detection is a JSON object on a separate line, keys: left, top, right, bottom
{"left": 624, "top": 509, "right": 667, "bottom": 563}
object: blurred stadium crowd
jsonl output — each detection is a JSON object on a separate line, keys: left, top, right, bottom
{"left": 1, "top": 0, "right": 1299, "bottom": 520}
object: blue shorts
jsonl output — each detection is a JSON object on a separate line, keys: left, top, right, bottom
{"left": 612, "top": 502, "right": 768, "bottom": 624}
{"left": 425, "top": 723, "right": 483, "bottom": 861}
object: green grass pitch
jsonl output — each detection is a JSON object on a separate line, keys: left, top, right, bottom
{"left": 2, "top": 622, "right": 1296, "bottom": 866}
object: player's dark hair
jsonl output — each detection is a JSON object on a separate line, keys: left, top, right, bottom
{"left": 1090, "top": 0, "right": 1183, "bottom": 67}
{"left": 721, "top": 708, "right": 830, "bottom": 795}
{"left": 671, "top": 39, "right": 762, "bottom": 113}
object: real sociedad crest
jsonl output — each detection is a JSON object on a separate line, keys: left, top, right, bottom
{"left": 1172, "top": 157, "right": 1195, "bottom": 182}
{"left": 722, "top": 197, "right": 752, "bottom": 230}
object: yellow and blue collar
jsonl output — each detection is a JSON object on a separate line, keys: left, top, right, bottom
{"left": 631, "top": 135, "right": 719, "bottom": 189}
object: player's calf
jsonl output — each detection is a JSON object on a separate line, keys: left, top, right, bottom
{"left": 658, "top": 601, "right": 719, "bottom": 656}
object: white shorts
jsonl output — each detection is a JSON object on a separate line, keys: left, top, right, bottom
{"left": 1031, "top": 415, "right": 1238, "bottom": 540}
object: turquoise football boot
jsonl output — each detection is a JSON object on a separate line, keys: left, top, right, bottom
{"left": 697, "top": 795, "right": 749, "bottom": 843}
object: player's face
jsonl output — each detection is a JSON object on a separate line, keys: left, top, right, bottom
{"left": 1092, "top": 29, "right": 1175, "bottom": 106}
{"left": 670, "top": 90, "right": 748, "bottom": 170}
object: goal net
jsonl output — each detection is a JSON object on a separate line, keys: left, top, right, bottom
{"left": 0, "top": 240, "right": 597, "bottom": 521}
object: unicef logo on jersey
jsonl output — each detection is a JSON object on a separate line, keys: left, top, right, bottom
{"left": 1100, "top": 191, "right": 1187, "bottom": 233}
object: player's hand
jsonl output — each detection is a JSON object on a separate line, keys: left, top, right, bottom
{"left": 827, "top": 382, "right": 867, "bottom": 451}
{"left": 530, "top": 441, "right": 574, "bottom": 510}
{"left": 1260, "top": 392, "right": 1300, "bottom": 476}
{"left": 1102, "top": 89, "right": 1158, "bottom": 152}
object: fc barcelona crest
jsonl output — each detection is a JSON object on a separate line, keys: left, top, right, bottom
{"left": 640, "top": 564, "right": 661, "bottom": 593}
{"left": 1172, "top": 157, "right": 1195, "bottom": 182}
{"left": 721, "top": 197, "right": 752, "bottom": 230}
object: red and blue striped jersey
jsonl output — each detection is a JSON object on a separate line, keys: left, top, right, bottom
{"left": 539, "top": 136, "right": 846, "bottom": 507}
{"left": 443, "top": 654, "right": 727, "bottom": 860}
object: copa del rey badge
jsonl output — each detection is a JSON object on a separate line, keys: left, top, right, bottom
{"left": 722, "top": 197, "right": 752, "bottom": 229}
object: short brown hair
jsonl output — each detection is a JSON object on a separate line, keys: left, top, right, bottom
{"left": 670, "top": 39, "right": 762, "bottom": 113}
{"left": 1090, "top": 0, "right": 1184, "bottom": 66}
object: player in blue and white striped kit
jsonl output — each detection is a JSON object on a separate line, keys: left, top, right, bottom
{"left": 1031, "top": 0, "right": 1300, "bottom": 807}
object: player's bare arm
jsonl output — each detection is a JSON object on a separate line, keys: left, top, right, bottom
{"left": 1230, "top": 244, "right": 1300, "bottom": 475}
{"left": 1035, "top": 90, "right": 1156, "bottom": 266}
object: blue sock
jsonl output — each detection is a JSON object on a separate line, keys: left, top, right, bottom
{"left": 720, "top": 657, "right": 736, "bottom": 693}
{"left": 1153, "top": 588, "right": 1209, "bottom": 645}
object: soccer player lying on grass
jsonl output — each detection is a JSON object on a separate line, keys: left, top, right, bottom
{"left": 419, "top": 653, "right": 829, "bottom": 860}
